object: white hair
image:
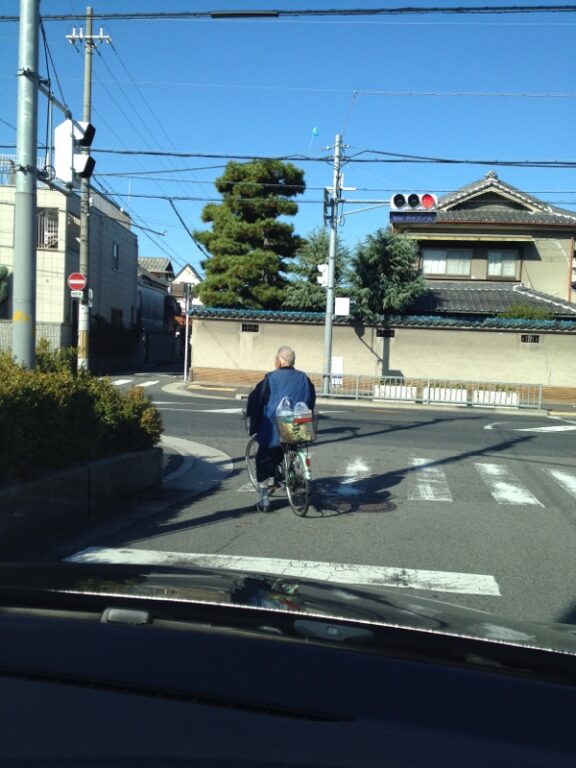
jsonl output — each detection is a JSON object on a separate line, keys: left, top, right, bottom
{"left": 276, "top": 345, "right": 296, "bottom": 366}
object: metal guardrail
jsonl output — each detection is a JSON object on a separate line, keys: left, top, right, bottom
{"left": 314, "top": 374, "right": 543, "bottom": 409}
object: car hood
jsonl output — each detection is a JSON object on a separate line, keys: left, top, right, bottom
{"left": 1, "top": 559, "right": 575, "bottom": 657}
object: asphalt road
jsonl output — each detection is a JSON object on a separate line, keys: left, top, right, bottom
{"left": 61, "top": 371, "right": 576, "bottom": 627}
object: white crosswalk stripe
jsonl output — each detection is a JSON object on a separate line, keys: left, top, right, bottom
{"left": 545, "top": 468, "right": 576, "bottom": 499}
{"left": 111, "top": 379, "right": 159, "bottom": 388}
{"left": 237, "top": 455, "right": 576, "bottom": 509}
{"left": 66, "top": 548, "right": 501, "bottom": 596}
{"left": 407, "top": 458, "right": 453, "bottom": 502}
{"left": 474, "top": 463, "right": 544, "bottom": 506}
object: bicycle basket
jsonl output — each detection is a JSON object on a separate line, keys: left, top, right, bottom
{"left": 275, "top": 412, "right": 316, "bottom": 444}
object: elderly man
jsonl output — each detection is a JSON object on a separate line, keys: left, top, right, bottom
{"left": 246, "top": 346, "right": 316, "bottom": 511}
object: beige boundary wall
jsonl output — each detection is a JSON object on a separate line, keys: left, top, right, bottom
{"left": 189, "top": 317, "right": 576, "bottom": 397}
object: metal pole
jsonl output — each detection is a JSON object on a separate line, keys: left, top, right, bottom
{"left": 183, "top": 285, "right": 190, "bottom": 381}
{"left": 322, "top": 134, "right": 342, "bottom": 396}
{"left": 77, "top": 6, "right": 93, "bottom": 370}
{"left": 13, "top": 0, "right": 39, "bottom": 368}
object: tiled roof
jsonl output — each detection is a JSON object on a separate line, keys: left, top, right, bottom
{"left": 430, "top": 171, "right": 576, "bottom": 227}
{"left": 390, "top": 315, "right": 576, "bottom": 332}
{"left": 408, "top": 281, "right": 576, "bottom": 317}
{"left": 138, "top": 257, "right": 174, "bottom": 275}
{"left": 434, "top": 209, "right": 576, "bottom": 226}
{"left": 188, "top": 285, "right": 576, "bottom": 329}
{"left": 188, "top": 307, "right": 349, "bottom": 324}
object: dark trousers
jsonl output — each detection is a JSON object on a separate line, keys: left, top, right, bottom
{"left": 256, "top": 444, "right": 283, "bottom": 483}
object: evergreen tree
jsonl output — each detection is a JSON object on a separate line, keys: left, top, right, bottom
{"left": 348, "top": 229, "right": 426, "bottom": 322}
{"left": 283, "top": 228, "right": 350, "bottom": 311}
{"left": 194, "top": 160, "right": 305, "bottom": 308}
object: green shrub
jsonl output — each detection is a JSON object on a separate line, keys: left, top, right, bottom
{"left": 500, "top": 303, "right": 555, "bottom": 320}
{"left": 0, "top": 350, "right": 162, "bottom": 483}
{"left": 35, "top": 337, "right": 77, "bottom": 374}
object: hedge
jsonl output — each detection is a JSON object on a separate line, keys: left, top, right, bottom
{"left": 0, "top": 343, "right": 163, "bottom": 483}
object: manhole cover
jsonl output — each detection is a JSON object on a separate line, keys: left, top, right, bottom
{"left": 311, "top": 494, "right": 395, "bottom": 515}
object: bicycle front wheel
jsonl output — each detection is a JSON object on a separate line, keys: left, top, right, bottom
{"left": 285, "top": 448, "right": 310, "bottom": 517}
{"left": 245, "top": 437, "right": 259, "bottom": 491}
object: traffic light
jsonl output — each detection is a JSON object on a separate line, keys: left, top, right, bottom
{"left": 390, "top": 192, "right": 437, "bottom": 212}
{"left": 317, "top": 263, "right": 328, "bottom": 287}
{"left": 54, "top": 119, "right": 96, "bottom": 185}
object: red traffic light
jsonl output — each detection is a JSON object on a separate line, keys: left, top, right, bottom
{"left": 420, "top": 193, "right": 436, "bottom": 209}
{"left": 390, "top": 192, "right": 437, "bottom": 212}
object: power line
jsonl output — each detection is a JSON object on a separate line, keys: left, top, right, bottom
{"left": 5, "top": 6, "right": 576, "bottom": 22}
{"left": 4, "top": 142, "right": 576, "bottom": 170}
{"left": 168, "top": 199, "right": 211, "bottom": 260}
{"left": 98, "top": 191, "right": 323, "bottom": 203}
{"left": 72, "top": 80, "right": 576, "bottom": 98}
{"left": 90, "top": 175, "right": 576, "bottom": 196}
{"left": 93, "top": 42, "right": 213, "bottom": 250}
{"left": 89, "top": 147, "right": 576, "bottom": 169}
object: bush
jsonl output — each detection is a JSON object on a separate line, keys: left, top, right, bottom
{"left": 0, "top": 345, "right": 162, "bottom": 483}
{"left": 500, "top": 303, "right": 555, "bottom": 320}
{"left": 35, "top": 338, "right": 77, "bottom": 374}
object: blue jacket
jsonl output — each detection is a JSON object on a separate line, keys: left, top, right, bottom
{"left": 247, "top": 367, "right": 316, "bottom": 448}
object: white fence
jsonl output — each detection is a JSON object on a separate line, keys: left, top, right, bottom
{"left": 316, "top": 374, "right": 542, "bottom": 409}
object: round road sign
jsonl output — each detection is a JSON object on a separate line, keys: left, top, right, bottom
{"left": 67, "top": 272, "right": 87, "bottom": 291}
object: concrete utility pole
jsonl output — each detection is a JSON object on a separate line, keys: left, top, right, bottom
{"left": 321, "top": 134, "right": 343, "bottom": 396}
{"left": 66, "top": 7, "right": 110, "bottom": 370}
{"left": 13, "top": 0, "right": 39, "bottom": 368}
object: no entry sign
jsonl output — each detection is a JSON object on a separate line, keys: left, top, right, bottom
{"left": 67, "top": 272, "right": 87, "bottom": 291}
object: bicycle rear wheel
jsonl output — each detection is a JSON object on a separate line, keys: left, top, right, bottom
{"left": 285, "top": 448, "right": 310, "bottom": 517}
{"left": 245, "top": 437, "right": 259, "bottom": 491}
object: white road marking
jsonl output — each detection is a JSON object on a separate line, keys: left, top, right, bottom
{"left": 238, "top": 482, "right": 257, "bottom": 493}
{"left": 475, "top": 463, "right": 544, "bottom": 506}
{"left": 111, "top": 378, "right": 133, "bottom": 386}
{"left": 194, "top": 408, "right": 245, "bottom": 414}
{"left": 408, "top": 458, "right": 453, "bottom": 502}
{"left": 136, "top": 380, "right": 160, "bottom": 388}
{"left": 515, "top": 425, "right": 576, "bottom": 433}
{"left": 338, "top": 458, "right": 370, "bottom": 496}
{"left": 546, "top": 468, "right": 576, "bottom": 499}
{"left": 156, "top": 406, "right": 197, "bottom": 413}
{"left": 65, "top": 548, "right": 501, "bottom": 596}
{"left": 484, "top": 421, "right": 576, "bottom": 433}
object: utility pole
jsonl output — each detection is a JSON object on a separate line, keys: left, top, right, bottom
{"left": 13, "top": 0, "right": 39, "bottom": 368}
{"left": 66, "top": 7, "right": 110, "bottom": 370}
{"left": 184, "top": 284, "right": 191, "bottom": 382}
{"left": 321, "top": 134, "right": 343, "bottom": 396}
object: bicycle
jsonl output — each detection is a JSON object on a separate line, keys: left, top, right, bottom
{"left": 244, "top": 412, "right": 314, "bottom": 516}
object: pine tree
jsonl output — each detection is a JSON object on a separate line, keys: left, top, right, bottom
{"left": 194, "top": 160, "right": 305, "bottom": 308}
{"left": 284, "top": 228, "right": 350, "bottom": 311}
{"left": 348, "top": 229, "right": 426, "bottom": 322}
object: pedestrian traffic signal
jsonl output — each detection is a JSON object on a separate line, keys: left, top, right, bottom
{"left": 390, "top": 192, "right": 437, "bottom": 212}
{"left": 54, "top": 119, "right": 96, "bottom": 185}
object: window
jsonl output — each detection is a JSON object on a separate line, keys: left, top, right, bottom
{"left": 488, "top": 249, "right": 518, "bottom": 278}
{"left": 37, "top": 208, "right": 59, "bottom": 249}
{"left": 521, "top": 334, "right": 540, "bottom": 344}
{"left": 112, "top": 243, "right": 120, "bottom": 271}
{"left": 422, "top": 248, "right": 471, "bottom": 276}
{"left": 242, "top": 324, "right": 259, "bottom": 333}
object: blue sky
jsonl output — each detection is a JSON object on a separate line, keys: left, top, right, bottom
{"left": 2, "top": 1, "right": 576, "bottom": 274}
